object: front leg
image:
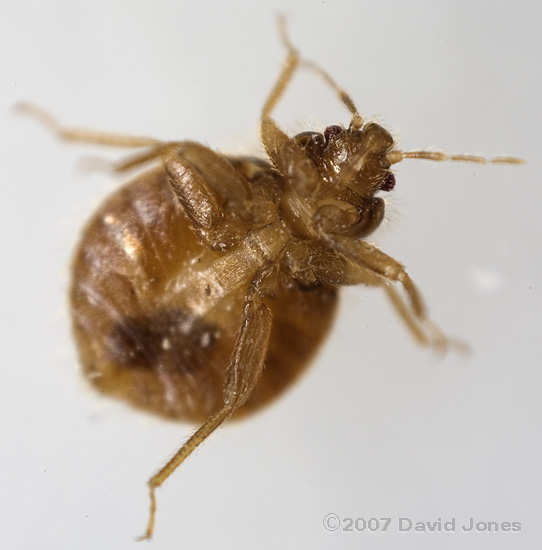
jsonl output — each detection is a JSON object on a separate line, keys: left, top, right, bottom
{"left": 314, "top": 236, "right": 453, "bottom": 351}
{"left": 138, "top": 267, "right": 274, "bottom": 540}
{"left": 330, "top": 235, "right": 428, "bottom": 318}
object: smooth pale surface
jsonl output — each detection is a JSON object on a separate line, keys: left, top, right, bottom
{"left": 1, "top": 2, "right": 541, "bottom": 550}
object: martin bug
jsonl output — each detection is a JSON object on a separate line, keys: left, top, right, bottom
{"left": 19, "top": 17, "right": 523, "bottom": 540}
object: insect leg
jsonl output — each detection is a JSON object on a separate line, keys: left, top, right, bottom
{"left": 381, "top": 282, "right": 450, "bottom": 350}
{"left": 138, "top": 268, "right": 273, "bottom": 540}
{"left": 136, "top": 407, "right": 232, "bottom": 541}
{"left": 260, "top": 117, "right": 321, "bottom": 196}
{"left": 16, "top": 102, "right": 161, "bottom": 147}
{"left": 319, "top": 235, "right": 453, "bottom": 351}
{"left": 262, "top": 16, "right": 363, "bottom": 128}
{"left": 113, "top": 142, "right": 182, "bottom": 172}
{"left": 163, "top": 143, "right": 257, "bottom": 248}
{"left": 261, "top": 16, "right": 300, "bottom": 119}
{"left": 314, "top": 251, "right": 434, "bottom": 346}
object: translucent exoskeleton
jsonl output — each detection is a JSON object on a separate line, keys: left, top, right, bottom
{"left": 18, "top": 17, "right": 523, "bottom": 540}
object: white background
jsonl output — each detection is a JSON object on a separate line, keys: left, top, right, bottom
{"left": 1, "top": 1, "right": 541, "bottom": 549}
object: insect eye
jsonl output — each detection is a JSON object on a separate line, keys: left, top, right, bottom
{"left": 380, "top": 172, "right": 396, "bottom": 192}
{"left": 324, "top": 125, "right": 343, "bottom": 144}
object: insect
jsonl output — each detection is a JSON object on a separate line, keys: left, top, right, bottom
{"left": 19, "top": 18, "right": 522, "bottom": 540}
